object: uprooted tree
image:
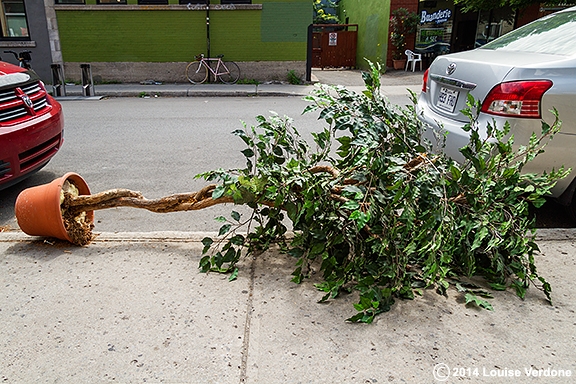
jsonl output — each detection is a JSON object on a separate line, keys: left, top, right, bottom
{"left": 61, "top": 62, "right": 568, "bottom": 322}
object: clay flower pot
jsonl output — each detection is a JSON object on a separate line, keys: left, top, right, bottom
{"left": 393, "top": 59, "right": 406, "bottom": 70}
{"left": 15, "top": 172, "right": 93, "bottom": 243}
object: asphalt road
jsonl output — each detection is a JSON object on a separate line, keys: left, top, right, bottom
{"left": 1, "top": 96, "right": 328, "bottom": 233}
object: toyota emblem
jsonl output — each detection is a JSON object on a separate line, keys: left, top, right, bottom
{"left": 446, "top": 63, "right": 457, "bottom": 75}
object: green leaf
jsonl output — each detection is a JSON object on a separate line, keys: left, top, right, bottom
{"left": 201, "top": 237, "right": 213, "bottom": 247}
{"left": 350, "top": 210, "right": 370, "bottom": 230}
{"left": 471, "top": 227, "right": 489, "bottom": 251}
{"left": 214, "top": 216, "right": 227, "bottom": 223}
{"left": 231, "top": 211, "right": 241, "bottom": 222}
{"left": 228, "top": 268, "right": 239, "bottom": 282}
{"left": 464, "top": 293, "right": 494, "bottom": 311}
{"left": 218, "top": 224, "right": 232, "bottom": 236}
{"left": 212, "top": 185, "right": 226, "bottom": 199}
{"left": 241, "top": 148, "right": 254, "bottom": 158}
{"left": 201, "top": 237, "right": 214, "bottom": 254}
{"left": 489, "top": 282, "right": 507, "bottom": 291}
{"left": 199, "top": 256, "right": 211, "bottom": 273}
{"left": 230, "top": 234, "right": 245, "bottom": 245}
{"left": 342, "top": 200, "right": 360, "bottom": 210}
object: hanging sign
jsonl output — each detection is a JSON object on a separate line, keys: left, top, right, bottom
{"left": 329, "top": 32, "right": 337, "bottom": 46}
{"left": 420, "top": 9, "right": 452, "bottom": 24}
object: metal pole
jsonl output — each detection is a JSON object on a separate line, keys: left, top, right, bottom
{"left": 306, "top": 24, "right": 313, "bottom": 82}
{"left": 206, "top": 0, "right": 211, "bottom": 82}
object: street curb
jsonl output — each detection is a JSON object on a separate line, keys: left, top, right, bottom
{"left": 535, "top": 228, "right": 576, "bottom": 241}
{"left": 1, "top": 228, "right": 575, "bottom": 243}
{"left": 57, "top": 90, "right": 305, "bottom": 99}
{"left": 54, "top": 84, "right": 317, "bottom": 100}
{"left": 0, "top": 231, "right": 216, "bottom": 243}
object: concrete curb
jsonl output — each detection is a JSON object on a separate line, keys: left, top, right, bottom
{"left": 54, "top": 83, "right": 315, "bottom": 100}
{"left": 1, "top": 228, "right": 575, "bottom": 244}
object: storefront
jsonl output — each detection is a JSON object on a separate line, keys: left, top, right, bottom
{"left": 415, "top": 0, "right": 516, "bottom": 66}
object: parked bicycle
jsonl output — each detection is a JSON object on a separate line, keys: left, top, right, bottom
{"left": 3, "top": 50, "right": 32, "bottom": 69}
{"left": 185, "top": 54, "right": 240, "bottom": 84}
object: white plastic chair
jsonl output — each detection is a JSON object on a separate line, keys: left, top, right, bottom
{"left": 404, "top": 49, "right": 422, "bottom": 72}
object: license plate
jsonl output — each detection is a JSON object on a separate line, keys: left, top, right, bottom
{"left": 437, "top": 87, "right": 459, "bottom": 113}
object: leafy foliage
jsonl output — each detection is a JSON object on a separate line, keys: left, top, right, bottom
{"left": 454, "top": 0, "right": 576, "bottom": 12}
{"left": 313, "top": 0, "right": 340, "bottom": 24}
{"left": 287, "top": 70, "right": 302, "bottom": 85}
{"left": 196, "top": 61, "right": 567, "bottom": 323}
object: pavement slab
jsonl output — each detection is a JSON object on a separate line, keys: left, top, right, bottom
{"left": 0, "top": 233, "right": 248, "bottom": 383}
{"left": 243, "top": 238, "right": 576, "bottom": 384}
{"left": 1, "top": 231, "right": 575, "bottom": 383}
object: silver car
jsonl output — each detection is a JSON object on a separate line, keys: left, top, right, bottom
{"left": 416, "top": 6, "right": 576, "bottom": 215}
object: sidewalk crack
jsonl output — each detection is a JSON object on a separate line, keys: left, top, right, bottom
{"left": 239, "top": 254, "right": 256, "bottom": 383}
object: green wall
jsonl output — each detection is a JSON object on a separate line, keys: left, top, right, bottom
{"left": 56, "top": 0, "right": 312, "bottom": 63}
{"left": 339, "top": 0, "right": 390, "bottom": 70}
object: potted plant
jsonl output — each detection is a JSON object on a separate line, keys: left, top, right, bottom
{"left": 389, "top": 8, "right": 419, "bottom": 69}
{"left": 15, "top": 172, "right": 94, "bottom": 245}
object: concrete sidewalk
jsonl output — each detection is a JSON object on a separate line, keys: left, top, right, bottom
{"left": 1, "top": 229, "right": 575, "bottom": 383}
{"left": 55, "top": 68, "right": 423, "bottom": 100}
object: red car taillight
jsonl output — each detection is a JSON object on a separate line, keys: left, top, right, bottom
{"left": 481, "top": 80, "right": 552, "bottom": 118}
{"left": 422, "top": 68, "right": 429, "bottom": 93}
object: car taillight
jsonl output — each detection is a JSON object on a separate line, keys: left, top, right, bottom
{"left": 481, "top": 80, "right": 552, "bottom": 118}
{"left": 422, "top": 68, "right": 429, "bottom": 93}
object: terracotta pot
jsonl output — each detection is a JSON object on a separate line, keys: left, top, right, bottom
{"left": 393, "top": 59, "right": 406, "bottom": 70}
{"left": 15, "top": 172, "right": 93, "bottom": 243}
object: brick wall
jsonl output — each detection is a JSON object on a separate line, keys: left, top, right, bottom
{"left": 515, "top": 4, "right": 542, "bottom": 28}
{"left": 387, "top": 0, "right": 418, "bottom": 68}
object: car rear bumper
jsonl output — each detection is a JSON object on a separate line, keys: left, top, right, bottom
{"left": 416, "top": 94, "right": 576, "bottom": 199}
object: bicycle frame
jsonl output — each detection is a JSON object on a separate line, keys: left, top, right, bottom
{"left": 199, "top": 57, "right": 229, "bottom": 77}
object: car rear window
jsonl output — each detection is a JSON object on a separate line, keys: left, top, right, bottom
{"left": 481, "top": 10, "right": 576, "bottom": 56}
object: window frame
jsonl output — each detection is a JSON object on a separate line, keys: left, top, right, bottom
{"left": 54, "top": 0, "right": 86, "bottom": 4}
{"left": 97, "top": 0, "right": 127, "bottom": 4}
{"left": 0, "top": 0, "right": 31, "bottom": 40}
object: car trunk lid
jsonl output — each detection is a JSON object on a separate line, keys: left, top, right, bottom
{"left": 425, "top": 49, "right": 559, "bottom": 123}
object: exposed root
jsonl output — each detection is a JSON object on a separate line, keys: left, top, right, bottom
{"left": 61, "top": 180, "right": 94, "bottom": 246}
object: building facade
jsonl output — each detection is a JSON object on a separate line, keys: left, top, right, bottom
{"left": 48, "top": 0, "right": 311, "bottom": 83}
{"left": 339, "top": 0, "right": 564, "bottom": 71}
{"left": 0, "top": 1, "right": 55, "bottom": 83}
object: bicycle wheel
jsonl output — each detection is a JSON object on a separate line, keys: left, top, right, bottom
{"left": 185, "top": 61, "right": 208, "bottom": 84}
{"left": 218, "top": 61, "right": 240, "bottom": 84}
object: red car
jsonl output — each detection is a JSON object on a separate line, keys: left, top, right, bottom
{"left": 0, "top": 61, "right": 63, "bottom": 190}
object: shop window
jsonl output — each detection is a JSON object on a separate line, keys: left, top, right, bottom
{"left": 55, "top": 0, "right": 85, "bottom": 3}
{"left": 0, "top": 0, "right": 29, "bottom": 39}
{"left": 98, "top": 0, "right": 127, "bottom": 4}
{"left": 138, "top": 0, "right": 168, "bottom": 4}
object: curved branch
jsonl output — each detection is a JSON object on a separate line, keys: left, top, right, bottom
{"left": 67, "top": 185, "right": 234, "bottom": 215}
